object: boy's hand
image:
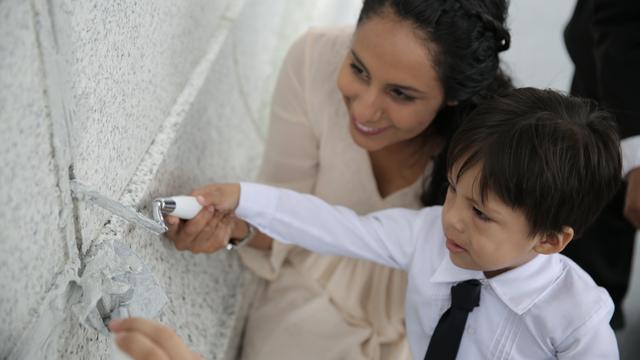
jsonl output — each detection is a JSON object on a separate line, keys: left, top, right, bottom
{"left": 192, "top": 183, "right": 241, "bottom": 211}
{"left": 164, "top": 183, "right": 242, "bottom": 253}
{"left": 624, "top": 168, "right": 640, "bottom": 228}
{"left": 109, "top": 318, "right": 202, "bottom": 360}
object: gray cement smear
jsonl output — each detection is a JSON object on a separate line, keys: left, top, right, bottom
{"left": 7, "top": 2, "right": 248, "bottom": 357}
{"left": 8, "top": 237, "right": 167, "bottom": 359}
{"left": 73, "top": 239, "right": 167, "bottom": 334}
{"left": 6, "top": 269, "right": 79, "bottom": 360}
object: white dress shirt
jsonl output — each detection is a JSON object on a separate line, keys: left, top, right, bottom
{"left": 236, "top": 182, "right": 619, "bottom": 359}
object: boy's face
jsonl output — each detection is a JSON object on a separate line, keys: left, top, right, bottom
{"left": 441, "top": 163, "right": 543, "bottom": 278}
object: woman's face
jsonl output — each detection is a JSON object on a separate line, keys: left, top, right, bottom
{"left": 337, "top": 13, "right": 448, "bottom": 152}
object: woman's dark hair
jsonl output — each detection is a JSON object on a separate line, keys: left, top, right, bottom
{"left": 447, "top": 88, "right": 622, "bottom": 237}
{"left": 357, "top": 0, "right": 513, "bottom": 205}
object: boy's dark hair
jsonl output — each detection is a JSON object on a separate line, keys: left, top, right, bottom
{"left": 447, "top": 87, "right": 622, "bottom": 237}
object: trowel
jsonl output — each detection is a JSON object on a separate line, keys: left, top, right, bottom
{"left": 68, "top": 180, "right": 203, "bottom": 341}
{"left": 70, "top": 180, "right": 204, "bottom": 234}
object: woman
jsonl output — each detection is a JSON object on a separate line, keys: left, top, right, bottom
{"left": 113, "top": 0, "right": 512, "bottom": 359}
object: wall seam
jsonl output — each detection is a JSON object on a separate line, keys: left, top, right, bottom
{"left": 7, "top": 1, "right": 82, "bottom": 358}
{"left": 31, "top": 0, "right": 81, "bottom": 272}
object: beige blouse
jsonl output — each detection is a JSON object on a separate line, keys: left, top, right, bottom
{"left": 238, "top": 26, "right": 431, "bottom": 360}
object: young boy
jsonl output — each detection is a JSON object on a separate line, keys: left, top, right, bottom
{"left": 113, "top": 88, "right": 621, "bottom": 359}
{"left": 201, "top": 88, "right": 623, "bottom": 359}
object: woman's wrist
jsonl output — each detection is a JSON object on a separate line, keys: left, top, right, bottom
{"left": 231, "top": 217, "right": 250, "bottom": 239}
{"left": 229, "top": 216, "right": 274, "bottom": 250}
{"left": 227, "top": 223, "right": 256, "bottom": 250}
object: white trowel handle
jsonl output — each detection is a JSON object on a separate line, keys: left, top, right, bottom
{"left": 159, "top": 196, "right": 203, "bottom": 219}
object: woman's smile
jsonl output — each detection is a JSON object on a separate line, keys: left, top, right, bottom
{"left": 351, "top": 116, "right": 392, "bottom": 136}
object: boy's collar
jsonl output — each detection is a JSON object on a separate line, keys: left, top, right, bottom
{"left": 430, "top": 255, "right": 484, "bottom": 284}
{"left": 430, "top": 253, "right": 564, "bottom": 315}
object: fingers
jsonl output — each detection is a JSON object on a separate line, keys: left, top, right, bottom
{"left": 110, "top": 318, "right": 191, "bottom": 360}
{"left": 172, "top": 206, "right": 215, "bottom": 251}
{"left": 192, "top": 186, "right": 224, "bottom": 207}
{"left": 191, "top": 211, "right": 227, "bottom": 253}
{"left": 214, "top": 213, "right": 235, "bottom": 251}
{"left": 164, "top": 184, "right": 240, "bottom": 253}
{"left": 164, "top": 215, "right": 181, "bottom": 240}
{"left": 192, "top": 184, "right": 240, "bottom": 211}
{"left": 165, "top": 208, "right": 234, "bottom": 254}
{"left": 114, "top": 331, "right": 170, "bottom": 360}
{"left": 197, "top": 212, "right": 236, "bottom": 253}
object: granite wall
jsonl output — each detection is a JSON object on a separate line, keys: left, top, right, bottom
{"left": 0, "top": 0, "right": 360, "bottom": 358}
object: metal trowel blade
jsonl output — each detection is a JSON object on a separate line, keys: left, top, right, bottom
{"left": 70, "top": 180, "right": 167, "bottom": 234}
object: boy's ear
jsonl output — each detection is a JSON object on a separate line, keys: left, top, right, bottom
{"left": 534, "top": 226, "right": 574, "bottom": 255}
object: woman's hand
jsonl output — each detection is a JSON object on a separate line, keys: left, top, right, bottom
{"left": 165, "top": 204, "right": 236, "bottom": 253}
{"left": 165, "top": 184, "right": 246, "bottom": 253}
{"left": 624, "top": 168, "right": 640, "bottom": 228}
{"left": 109, "top": 318, "right": 202, "bottom": 360}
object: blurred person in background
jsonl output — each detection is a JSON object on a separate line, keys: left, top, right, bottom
{"left": 563, "top": 0, "right": 640, "bottom": 330}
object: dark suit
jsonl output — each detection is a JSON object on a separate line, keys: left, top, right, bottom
{"left": 563, "top": 0, "right": 640, "bottom": 329}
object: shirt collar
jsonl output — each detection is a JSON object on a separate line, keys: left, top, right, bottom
{"left": 430, "top": 253, "right": 564, "bottom": 315}
{"left": 430, "top": 253, "right": 485, "bottom": 283}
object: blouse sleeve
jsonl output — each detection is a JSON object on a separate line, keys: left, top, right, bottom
{"left": 238, "top": 30, "right": 321, "bottom": 281}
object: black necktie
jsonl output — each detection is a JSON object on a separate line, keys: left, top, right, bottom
{"left": 424, "top": 279, "right": 482, "bottom": 360}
